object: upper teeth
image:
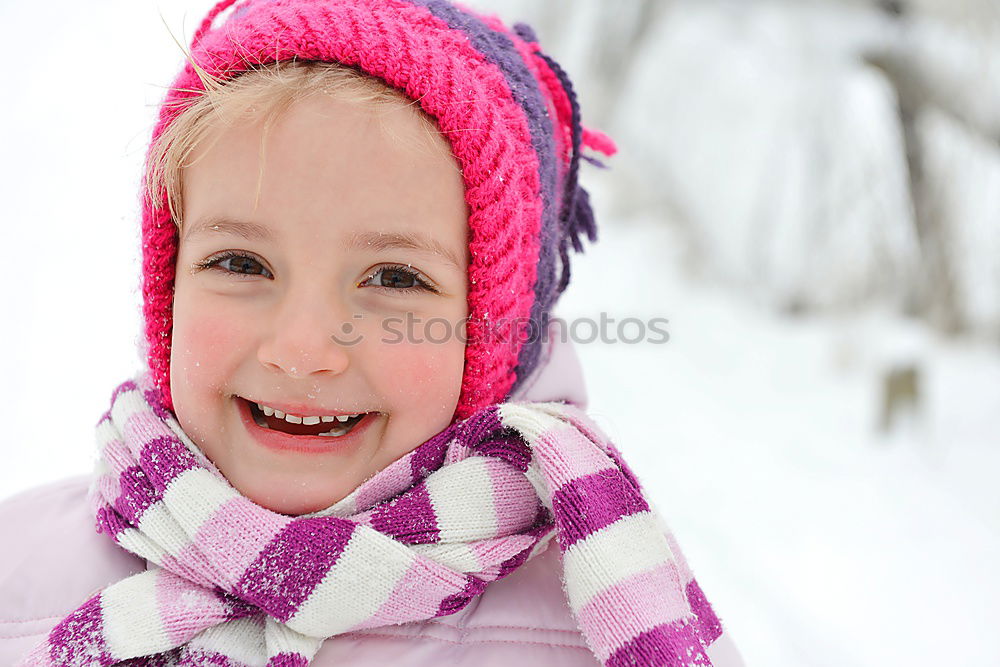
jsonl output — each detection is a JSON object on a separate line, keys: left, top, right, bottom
{"left": 255, "top": 402, "right": 362, "bottom": 424}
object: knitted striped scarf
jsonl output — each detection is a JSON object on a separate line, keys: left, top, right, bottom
{"left": 20, "top": 375, "right": 721, "bottom": 666}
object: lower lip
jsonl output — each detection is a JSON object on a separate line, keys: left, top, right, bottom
{"left": 236, "top": 397, "right": 376, "bottom": 455}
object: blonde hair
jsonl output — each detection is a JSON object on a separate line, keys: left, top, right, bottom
{"left": 145, "top": 59, "right": 428, "bottom": 227}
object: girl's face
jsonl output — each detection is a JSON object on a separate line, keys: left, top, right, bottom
{"left": 171, "top": 94, "right": 469, "bottom": 515}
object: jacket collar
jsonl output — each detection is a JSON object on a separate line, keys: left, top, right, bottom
{"left": 509, "top": 320, "right": 588, "bottom": 408}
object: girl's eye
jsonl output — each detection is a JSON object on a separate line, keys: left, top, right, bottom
{"left": 359, "top": 265, "right": 437, "bottom": 293}
{"left": 195, "top": 252, "right": 273, "bottom": 278}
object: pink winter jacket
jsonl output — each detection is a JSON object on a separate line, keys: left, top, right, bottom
{"left": 0, "top": 335, "right": 745, "bottom": 666}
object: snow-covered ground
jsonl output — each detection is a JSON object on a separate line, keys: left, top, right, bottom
{"left": 557, "top": 204, "right": 1000, "bottom": 666}
{"left": 1, "top": 1, "right": 998, "bottom": 665}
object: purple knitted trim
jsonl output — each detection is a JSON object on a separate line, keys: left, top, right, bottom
{"left": 552, "top": 470, "right": 650, "bottom": 551}
{"left": 233, "top": 517, "right": 356, "bottom": 622}
{"left": 511, "top": 21, "right": 538, "bottom": 43}
{"left": 536, "top": 51, "right": 599, "bottom": 299}
{"left": 406, "top": 0, "right": 560, "bottom": 393}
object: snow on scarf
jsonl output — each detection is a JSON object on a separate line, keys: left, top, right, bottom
{"left": 20, "top": 374, "right": 722, "bottom": 666}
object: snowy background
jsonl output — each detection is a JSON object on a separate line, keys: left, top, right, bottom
{"left": 1, "top": 0, "right": 998, "bottom": 665}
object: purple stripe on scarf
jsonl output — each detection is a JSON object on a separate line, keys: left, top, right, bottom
{"left": 600, "top": 437, "right": 646, "bottom": 501}
{"left": 144, "top": 386, "right": 175, "bottom": 421}
{"left": 47, "top": 595, "right": 114, "bottom": 666}
{"left": 606, "top": 619, "right": 713, "bottom": 667}
{"left": 113, "top": 465, "right": 160, "bottom": 524}
{"left": 201, "top": 584, "right": 263, "bottom": 621}
{"left": 492, "top": 534, "right": 536, "bottom": 579}
{"left": 456, "top": 406, "right": 537, "bottom": 471}
{"left": 406, "top": 0, "right": 560, "bottom": 388}
{"left": 489, "top": 520, "right": 552, "bottom": 583}
{"left": 369, "top": 482, "right": 440, "bottom": 544}
{"left": 686, "top": 578, "right": 724, "bottom": 644}
{"left": 435, "top": 574, "right": 488, "bottom": 617}
{"left": 552, "top": 469, "right": 650, "bottom": 550}
{"left": 213, "top": 587, "right": 260, "bottom": 622}
{"left": 109, "top": 379, "right": 138, "bottom": 405}
{"left": 456, "top": 405, "right": 503, "bottom": 446}
{"left": 124, "top": 649, "right": 181, "bottom": 666}
{"left": 99, "top": 378, "right": 139, "bottom": 431}
{"left": 95, "top": 505, "right": 131, "bottom": 537}
{"left": 139, "top": 435, "right": 200, "bottom": 493}
{"left": 175, "top": 647, "right": 235, "bottom": 666}
{"left": 234, "top": 517, "right": 356, "bottom": 622}
{"left": 410, "top": 405, "right": 502, "bottom": 477}
{"left": 475, "top": 433, "right": 532, "bottom": 472}
{"left": 408, "top": 427, "right": 453, "bottom": 479}
{"left": 266, "top": 653, "right": 310, "bottom": 667}
{"left": 532, "top": 502, "right": 554, "bottom": 528}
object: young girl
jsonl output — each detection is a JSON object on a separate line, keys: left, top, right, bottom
{"left": 0, "top": 0, "right": 744, "bottom": 664}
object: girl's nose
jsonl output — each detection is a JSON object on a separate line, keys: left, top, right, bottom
{"left": 256, "top": 298, "right": 352, "bottom": 379}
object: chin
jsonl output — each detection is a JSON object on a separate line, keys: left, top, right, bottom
{"left": 256, "top": 492, "right": 347, "bottom": 517}
{"left": 232, "top": 475, "right": 352, "bottom": 517}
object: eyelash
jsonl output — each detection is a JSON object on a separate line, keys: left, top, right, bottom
{"left": 194, "top": 252, "right": 439, "bottom": 293}
{"left": 359, "top": 264, "right": 439, "bottom": 294}
{"left": 194, "top": 251, "right": 273, "bottom": 279}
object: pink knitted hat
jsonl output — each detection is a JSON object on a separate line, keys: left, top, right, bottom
{"left": 142, "top": 0, "right": 616, "bottom": 419}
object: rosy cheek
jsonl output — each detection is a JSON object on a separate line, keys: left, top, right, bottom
{"left": 170, "top": 291, "right": 248, "bottom": 392}
{"left": 370, "top": 337, "right": 465, "bottom": 416}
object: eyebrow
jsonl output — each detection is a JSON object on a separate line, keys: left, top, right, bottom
{"left": 183, "top": 218, "right": 464, "bottom": 270}
{"left": 182, "top": 217, "right": 274, "bottom": 242}
{"left": 345, "top": 230, "right": 465, "bottom": 270}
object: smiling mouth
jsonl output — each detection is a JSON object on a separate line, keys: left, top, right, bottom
{"left": 240, "top": 397, "right": 372, "bottom": 437}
